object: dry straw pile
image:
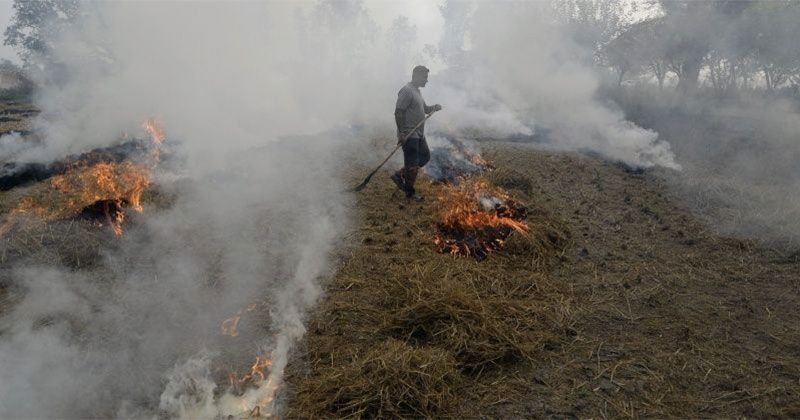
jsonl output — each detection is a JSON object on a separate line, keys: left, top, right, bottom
{"left": 293, "top": 339, "right": 462, "bottom": 418}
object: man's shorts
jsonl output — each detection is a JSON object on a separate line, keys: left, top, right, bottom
{"left": 402, "top": 137, "right": 430, "bottom": 169}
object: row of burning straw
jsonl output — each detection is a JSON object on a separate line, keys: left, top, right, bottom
{"left": 0, "top": 120, "right": 289, "bottom": 418}
{"left": 209, "top": 140, "right": 533, "bottom": 417}
{"left": 0, "top": 119, "right": 165, "bottom": 236}
{"left": 0, "top": 120, "right": 278, "bottom": 417}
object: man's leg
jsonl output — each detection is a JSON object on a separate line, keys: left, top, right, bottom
{"left": 390, "top": 170, "right": 405, "bottom": 192}
{"left": 392, "top": 138, "right": 416, "bottom": 192}
{"left": 404, "top": 166, "right": 419, "bottom": 196}
{"left": 418, "top": 136, "right": 431, "bottom": 168}
{"left": 402, "top": 138, "right": 423, "bottom": 200}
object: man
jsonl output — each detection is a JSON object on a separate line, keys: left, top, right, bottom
{"left": 391, "top": 65, "right": 442, "bottom": 201}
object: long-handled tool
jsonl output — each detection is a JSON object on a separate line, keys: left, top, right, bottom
{"left": 348, "top": 111, "right": 437, "bottom": 193}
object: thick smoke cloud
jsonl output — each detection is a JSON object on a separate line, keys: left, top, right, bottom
{"left": 428, "top": 2, "right": 680, "bottom": 169}
{"left": 615, "top": 88, "right": 800, "bottom": 248}
{"left": 0, "top": 1, "right": 683, "bottom": 418}
{"left": 0, "top": 2, "right": 376, "bottom": 417}
{"left": 593, "top": 0, "right": 800, "bottom": 249}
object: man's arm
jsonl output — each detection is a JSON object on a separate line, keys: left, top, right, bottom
{"left": 424, "top": 102, "right": 443, "bottom": 114}
{"left": 395, "top": 87, "right": 412, "bottom": 145}
{"left": 395, "top": 108, "right": 406, "bottom": 145}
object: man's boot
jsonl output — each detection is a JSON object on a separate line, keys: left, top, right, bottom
{"left": 404, "top": 167, "right": 424, "bottom": 202}
{"left": 390, "top": 170, "right": 405, "bottom": 192}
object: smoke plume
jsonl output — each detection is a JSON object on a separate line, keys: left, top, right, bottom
{"left": 0, "top": 1, "right": 685, "bottom": 418}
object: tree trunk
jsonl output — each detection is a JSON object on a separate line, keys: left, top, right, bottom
{"left": 651, "top": 61, "right": 665, "bottom": 90}
{"left": 677, "top": 57, "right": 702, "bottom": 93}
{"left": 764, "top": 67, "right": 773, "bottom": 91}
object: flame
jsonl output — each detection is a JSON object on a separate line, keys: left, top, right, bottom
{"left": 143, "top": 118, "right": 166, "bottom": 144}
{"left": 224, "top": 355, "right": 279, "bottom": 417}
{"left": 240, "top": 356, "right": 273, "bottom": 386}
{"left": 0, "top": 118, "right": 165, "bottom": 236}
{"left": 220, "top": 302, "right": 281, "bottom": 417}
{"left": 453, "top": 138, "right": 491, "bottom": 168}
{"left": 222, "top": 316, "right": 242, "bottom": 337}
{"left": 221, "top": 303, "right": 257, "bottom": 337}
{"left": 435, "top": 178, "right": 528, "bottom": 259}
{"left": 0, "top": 161, "right": 151, "bottom": 236}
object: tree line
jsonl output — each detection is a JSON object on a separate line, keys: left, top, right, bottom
{"left": 559, "top": 0, "right": 800, "bottom": 94}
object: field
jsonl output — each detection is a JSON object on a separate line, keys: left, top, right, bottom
{"left": 285, "top": 141, "right": 800, "bottom": 417}
{"left": 1, "top": 103, "right": 799, "bottom": 417}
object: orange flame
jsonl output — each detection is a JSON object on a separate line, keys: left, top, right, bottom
{"left": 228, "top": 355, "right": 274, "bottom": 393}
{"left": 143, "top": 118, "right": 166, "bottom": 144}
{"left": 221, "top": 303, "right": 257, "bottom": 337}
{"left": 0, "top": 161, "right": 151, "bottom": 236}
{"left": 221, "top": 315, "right": 242, "bottom": 337}
{"left": 0, "top": 118, "right": 165, "bottom": 236}
{"left": 435, "top": 179, "right": 528, "bottom": 259}
{"left": 221, "top": 303, "right": 278, "bottom": 417}
{"left": 453, "top": 138, "right": 491, "bottom": 168}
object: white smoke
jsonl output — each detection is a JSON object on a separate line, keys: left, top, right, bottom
{"left": 0, "top": 1, "right": 682, "bottom": 418}
{"left": 0, "top": 131, "right": 31, "bottom": 161}
{"left": 0, "top": 2, "right": 373, "bottom": 418}
{"left": 429, "top": 2, "right": 680, "bottom": 169}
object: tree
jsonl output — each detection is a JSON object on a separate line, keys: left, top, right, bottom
{"left": 657, "top": 1, "right": 714, "bottom": 92}
{"left": 739, "top": 2, "right": 800, "bottom": 90}
{"left": 0, "top": 58, "right": 32, "bottom": 95}
{"left": 436, "top": 0, "right": 474, "bottom": 69}
{"left": 552, "top": 0, "right": 632, "bottom": 66}
{"left": 3, "top": 0, "right": 81, "bottom": 69}
{"left": 601, "top": 17, "right": 670, "bottom": 88}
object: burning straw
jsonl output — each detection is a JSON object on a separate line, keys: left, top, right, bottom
{"left": 0, "top": 119, "right": 165, "bottom": 236}
{"left": 435, "top": 178, "right": 529, "bottom": 260}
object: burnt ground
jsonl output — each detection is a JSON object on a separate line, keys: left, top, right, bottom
{"left": 286, "top": 141, "right": 800, "bottom": 418}
{"left": 0, "top": 102, "right": 798, "bottom": 417}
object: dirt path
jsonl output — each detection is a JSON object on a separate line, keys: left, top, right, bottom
{"left": 287, "top": 141, "right": 800, "bottom": 418}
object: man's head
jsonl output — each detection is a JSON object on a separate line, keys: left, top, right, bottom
{"left": 411, "top": 65, "right": 429, "bottom": 87}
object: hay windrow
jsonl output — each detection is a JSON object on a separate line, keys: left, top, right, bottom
{"left": 490, "top": 167, "right": 534, "bottom": 194}
{"left": 289, "top": 338, "right": 463, "bottom": 419}
{"left": 378, "top": 264, "right": 558, "bottom": 370}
